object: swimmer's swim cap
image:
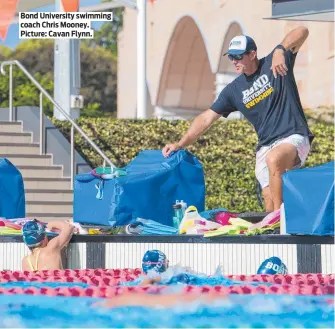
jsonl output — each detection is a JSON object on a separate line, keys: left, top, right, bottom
{"left": 142, "top": 250, "right": 169, "bottom": 274}
{"left": 257, "top": 256, "right": 288, "bottom": 275}
{"left": 22, "top": 220, "right": 46, "bottom": 248}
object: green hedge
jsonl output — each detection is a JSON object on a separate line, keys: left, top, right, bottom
{"left": 52, "top": 118, "right": 334, "bottom": 212}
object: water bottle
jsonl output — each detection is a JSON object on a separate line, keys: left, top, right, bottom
{"left": 172, "top": 203, "right": 183, "bottom": 229}
{"left": 178, "top": 200, "right": 187, "bottom": 215}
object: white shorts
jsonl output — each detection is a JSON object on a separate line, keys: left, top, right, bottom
{"left": 255, "top": 134, "right": 311, "bottom": 189}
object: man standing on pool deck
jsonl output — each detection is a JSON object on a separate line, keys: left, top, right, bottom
{"left": 162, "top": 27, "right": 313, "bottom": 212}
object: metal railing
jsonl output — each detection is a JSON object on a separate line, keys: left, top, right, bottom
{"left": 0, "top": 60, "right": 115, "bottom": 186}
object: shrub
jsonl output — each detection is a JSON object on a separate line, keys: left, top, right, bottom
{"left": 52, "top": 117, "right": 334, "bottom": 212}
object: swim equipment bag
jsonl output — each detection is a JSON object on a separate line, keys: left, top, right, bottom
{"left": 74, "top": 150, "right": 205, "bottom": 226}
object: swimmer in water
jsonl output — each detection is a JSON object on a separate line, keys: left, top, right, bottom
{"left": 139, "top": 272, "right": 236, "bottom": 286}
{"left": 22, "top": 219, "right": 75, "bottom": 271}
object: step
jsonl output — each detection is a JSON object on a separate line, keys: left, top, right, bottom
{"left": 0, "top": 132, "right": 32, "bottom": 143}
{"left": 26, "top": 213, "right": 73, "bottom": 223}
{"left": 0, "top": 143, "right": 40, "bottom": 155}
{"left": 23, "top": 178, "right": 71, "bottom": 190}
{"left": 0, "top": 121, "right": 22, "bottom": 133}
{"left": 0, "top": 154, "right": 52, "bottom": 166}
{"left": 17, "top": 165, "right": 63, "bottom": 178}
{"left": 25, "top": 189, "right": 73, "bottom": 202}
{"left": 26, "top": 201, "right": 73, "bottom": 214}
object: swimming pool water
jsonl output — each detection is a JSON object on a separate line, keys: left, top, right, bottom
{"left": 0, "top": 294, "right": 333, "bottom": 328}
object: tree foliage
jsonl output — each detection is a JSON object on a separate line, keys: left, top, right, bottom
{"left": 0, "top": 39, "right": 117, "bottom": 117}
{"left": 82, "top": 7, "right": 124, "bottom": 57}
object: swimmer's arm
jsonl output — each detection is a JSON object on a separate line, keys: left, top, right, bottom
{"left": 46, "top": 220, "right": 74, "bottom": 251}
{"left": 140, "top": 276, "right": 162, "bottom": 286}
{"left": 60, "top": 220, "right": 77, "bottom": 247}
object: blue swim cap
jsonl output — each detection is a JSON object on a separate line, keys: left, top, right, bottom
{"left": 142, "top": 250, "right": 168, "bottom": 274}
{"left": 257, "top": 256, "right": 288, "bottom": 275}
{"left": 22, "top": 221, "right": 46, "bottom": 248}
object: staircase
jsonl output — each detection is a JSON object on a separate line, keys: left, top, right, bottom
{"left": 0, "top": 121, "right": 73, "bottom": 222}
{"left": 0, "top": 60, "right": 114, "bottom": 224}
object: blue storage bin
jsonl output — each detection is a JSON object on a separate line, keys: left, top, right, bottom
{"left": 74, "top": 150, "right": 205, "bottom": 226}
{"left": 283, "top": 161, "right": 334, "bottom": 236}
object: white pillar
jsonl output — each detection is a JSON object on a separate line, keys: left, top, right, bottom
{"left": 54, "top": 0, "right": 81, "bottom": 121}
{"left": 136, "top": 0, "right": 147, "bottom": 119}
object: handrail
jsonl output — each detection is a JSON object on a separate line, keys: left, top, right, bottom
{"left": 1, "top": 60, "right": 115, "bottom": 186}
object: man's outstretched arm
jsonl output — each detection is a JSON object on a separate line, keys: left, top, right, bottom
{"left": 162, "top": 109, "right": 221, "bottom": 157}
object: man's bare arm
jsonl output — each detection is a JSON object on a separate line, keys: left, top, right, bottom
{"left": 271, "top": 26, "right": 309, "bottom": 78}
{"left": 162, "top": 109, "right": 221, "bottom": 157}
{"left": 280, "top": 26, "right": 309, "bottom": 53}
{"left": 178, "top": 109, "right": 221, "bottom": 147}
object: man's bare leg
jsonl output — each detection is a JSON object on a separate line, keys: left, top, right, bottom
{"left": 262, "top": 186, "right": 274, "bottom": 212}
{"left": 266, "top": 143, "right": 299, "bottom": 210}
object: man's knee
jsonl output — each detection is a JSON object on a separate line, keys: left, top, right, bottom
{"left": 266, "top": 144, "right": 299, "bottom": 173}
{"left": 266, "top": 153, "right": 282, "bottom": 171}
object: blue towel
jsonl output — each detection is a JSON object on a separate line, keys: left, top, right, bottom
{"left": 128, "top": 218, "right": 178, "bottom": 235}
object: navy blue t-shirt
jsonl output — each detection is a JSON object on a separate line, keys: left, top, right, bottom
{"left": 210, "top": 49, "right": 314, "bottom": 151}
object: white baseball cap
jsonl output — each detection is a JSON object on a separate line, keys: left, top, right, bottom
{"left": 224, "top": 35, "right": 257, "bottom": 56}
